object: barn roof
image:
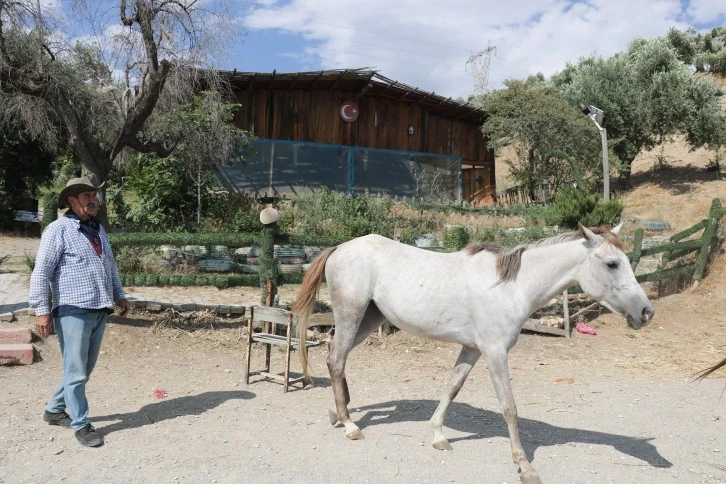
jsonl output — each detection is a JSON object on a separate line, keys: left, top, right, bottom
{"left": 221, "top": 68, "right": 485, "bottom": 123}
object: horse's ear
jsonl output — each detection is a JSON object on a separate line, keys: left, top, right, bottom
{"left": 611, "top": 222, "right": 623, "bottom": 235}
{"left": 578, "top": 223, "right": 602, "bottom": 246}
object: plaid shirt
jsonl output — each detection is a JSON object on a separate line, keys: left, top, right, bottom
{"left": 29, "top": 215, "right": 126, "bottom": 316}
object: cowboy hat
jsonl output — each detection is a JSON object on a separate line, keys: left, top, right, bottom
{"left": 58, "top": 177, "right": 105, "bottom": 208}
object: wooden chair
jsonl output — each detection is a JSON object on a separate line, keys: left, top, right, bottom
{"left": 244, "top": 306, "right": 321, "bottom": 392}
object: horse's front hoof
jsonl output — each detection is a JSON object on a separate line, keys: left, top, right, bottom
{"left": 519, "top": 469, "right": 542, "bottom": 484}
{"left": 432, "top": 439, "right": 453, "bottom": 451}
{"left": 328, "top": 409, "right": 338, "bottom": 426}
{"left": 345, "top": 428, "right": 365, "bottom": 440}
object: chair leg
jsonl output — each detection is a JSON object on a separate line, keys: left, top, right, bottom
{"left": 265, "top": 343, "right": 271, "bottom": 374}
{"left": 284, "top": 317, "right": 293, "bottom": 393}
{"left": 245, "top": 317, "right": 253, "bottom": 385}
{"left": 264, "top": 321, "right": 271, "bottom": 374}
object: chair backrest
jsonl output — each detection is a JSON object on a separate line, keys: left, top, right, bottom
{"left": 250, "top": 306, "right": 296, "bottom": 326}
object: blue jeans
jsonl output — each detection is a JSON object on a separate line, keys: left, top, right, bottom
{"left": 46, "top": 312, "right": 107, "bottom": 430}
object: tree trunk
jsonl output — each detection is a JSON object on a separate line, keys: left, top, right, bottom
{"left": 527, "top": 149, "right": 537, "bottom": 202}
{"left": 197, "top": 164, "right": 202, "bottom": 226}
{"left": 82, "top": 161, "right": 111, "bottom": 228}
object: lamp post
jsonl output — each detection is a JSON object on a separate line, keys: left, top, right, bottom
{"left": 579, "top": 102, "right": 609, "bottom": 201}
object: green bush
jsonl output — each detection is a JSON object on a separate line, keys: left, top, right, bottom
{"left": 212, "top": 275, "right": 230, "bottom": 289}
{"left": 582, "top": 199, "right": 624, "bottom": 226}
{"left": 110, "top": 232, "right": 259, "bottom": 248}
{"left": 115, "top": 246, "right": 163, "bottom": 274}
{"left": 443, "top": 226, "right": 470, "bottom": 251}
{"left": 289, "top": 187, "right": 395, "bottom": 238}
{"left": 228, "top": 211, "right": 262, "bottom": 233}
{"left": 41, "top": 191, "right": 58, "bottom": 230}
{"left": 179, "top": 275, "right": 196, "bottom": 286}
{"left": 553, "top": 187, "right": 598, "bottom": 228}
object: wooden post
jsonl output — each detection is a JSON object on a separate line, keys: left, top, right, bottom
{"left": 245, "top": 313, "right": 253, "bottom": 385}
{"left": 284, "top": 313, "right": 293, "bottom": 393}
{"left": 264, "top": 268, "right": 273, "bottom": 373}
{"left": 630, "top": 228, "right": 644, "bottom": 271}
{"left": 259, "top": 207, "right": 279, "bottom": 307}
{"left": 562, "top": 289, "right": 570, "bottom": 338}
{"left": 692, "top": 216, "right": 717, "bottom": 286}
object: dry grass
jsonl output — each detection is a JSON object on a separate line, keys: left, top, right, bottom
{"left": 388, "top": 201, "right": 526, "bottom": 237}
{"left": 622, "top": 137, "right": 724, "bottom": 232}
{"left": 147, "top": 309, "right": 247, "bottom": 349}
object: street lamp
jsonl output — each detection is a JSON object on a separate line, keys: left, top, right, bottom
{"left": 579, "top": 102, "right": 610, "bottom": 201}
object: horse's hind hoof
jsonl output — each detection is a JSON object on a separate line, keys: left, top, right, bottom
{"left": 345, "top": 429, "right": 365, "bottom": 440}
{"left": 519, "top": 470, "right": 542, "bottom": 484}
{"left": 432, "top": 439, "right": 453, "bottom": 451}
{"left": 328, "top": 409, "right": 338, "bottom": 426}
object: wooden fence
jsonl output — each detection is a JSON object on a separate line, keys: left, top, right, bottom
{"left": 533, "top": 198, "right": 724, "bottom": 337}
{"left": 628, "top": 198, "right": 724, "bottom": 287}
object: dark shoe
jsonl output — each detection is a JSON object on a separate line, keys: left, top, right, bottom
{"left": 43, "top": 410, "right": 72, "bottom": 428}
{"left": 75, "top": 424, "right": 103, "bottom": 447}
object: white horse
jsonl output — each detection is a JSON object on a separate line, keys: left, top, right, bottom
{"left": 294, "top": 224, "right": 654, "bottom": 484}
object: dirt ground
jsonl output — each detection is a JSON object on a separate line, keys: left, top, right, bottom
{"left": 1, "top": 146, "right": 725, "bottom": 483}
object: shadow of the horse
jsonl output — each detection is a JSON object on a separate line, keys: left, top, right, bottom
{"left": 354, "top": 399, "right": 672, "bottom": 469}
{"left": 93, "top": 390, "right": 255, "bottom": 435}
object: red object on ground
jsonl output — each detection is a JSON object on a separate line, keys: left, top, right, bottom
{"left": 154, "top": 389, "right": 168, "bottom": 399}
{"left": 576, "top": 322, "right": 597, "bottom": 335}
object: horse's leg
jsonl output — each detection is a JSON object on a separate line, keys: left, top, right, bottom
{"left": 430, "top": 345, "right": 481, "bottom": 450}
{"left": 327, "top": 302, "right": 385, "bottom": 436}
{"left": 485, "top": 349, "right": 541, "bottom": 484}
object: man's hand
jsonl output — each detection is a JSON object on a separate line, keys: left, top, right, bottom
{"left": 117, "top": 299, "right": 130, "bottom": 317}
{"left": 35, "top": 315, "right": 53, "bottom": 339}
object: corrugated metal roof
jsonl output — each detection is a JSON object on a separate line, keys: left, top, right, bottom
{"left": 221, "top": 68, "right": 485, "bottom": 123}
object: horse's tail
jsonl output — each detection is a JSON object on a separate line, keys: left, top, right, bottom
{"left": 694, "top": 355, "right": 726, "bottom": 381}
{"left": 293, "top": 246, "right": 337, "bottom": 379}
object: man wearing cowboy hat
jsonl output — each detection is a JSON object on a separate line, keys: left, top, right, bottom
{"left": 29, "top": 176, "right": 130, "bottom": 447}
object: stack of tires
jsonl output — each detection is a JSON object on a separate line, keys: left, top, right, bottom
{"left": 196, "top": 245, "right": 234, "bottom": 273}
{"left": 275, "top": 246, "right": 307, "bottom": 275}
{"left": 234, "top": 246, "right": 261, "bottom": 274}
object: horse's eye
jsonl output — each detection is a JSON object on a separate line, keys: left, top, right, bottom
{"left": 607, "top": 261, "right": 619, "bottom": 270}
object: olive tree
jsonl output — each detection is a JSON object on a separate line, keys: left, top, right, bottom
{"left": 553, "top": 37, "right": 726, "bottom": 181}
{"left": 477, "top": 76, "right": 604, "bottom": 200}
{"left": 0, "top": 0, "right": 243, "bottom": 225}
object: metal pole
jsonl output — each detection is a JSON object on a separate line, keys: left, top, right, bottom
{"left": 600, "top": 127, "right": 609, "bottom": 201}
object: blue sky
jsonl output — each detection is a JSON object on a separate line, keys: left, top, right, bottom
{"left": 225, "top": 0, "right": 726, "bottom": 99}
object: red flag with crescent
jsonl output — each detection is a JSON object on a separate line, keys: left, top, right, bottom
{"left": 340, "top": 101, "right": 359, "bottom": 123}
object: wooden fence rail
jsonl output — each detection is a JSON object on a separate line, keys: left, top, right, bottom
{"left": 545, "top": 198, "right": 724, "bottom": 338}
{"left": 626, "top": 198, "right": 723, "bottom": 286}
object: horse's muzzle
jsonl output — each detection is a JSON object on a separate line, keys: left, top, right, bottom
{"left": 628, "top": 306, "right": 655, "bottom": 329}
{"left": 641, "top": 306, "right": 655, "bottom": 323}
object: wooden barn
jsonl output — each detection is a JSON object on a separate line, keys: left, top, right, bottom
{"left": 218, "top": 68, "right": 495, "bottom": 205}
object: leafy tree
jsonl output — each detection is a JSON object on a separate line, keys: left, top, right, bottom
{"left": 154, "top": 92, "right": 254, "bottom": 225}
{"left": 0, "top": 0, "right": 243, "bottom": 226}
{"left": 553, "top": 37, "right": 726, "bottom": 181}
{"left": 477, "top": 76, "right": 604, "bottom": 199}
{"left": 120, "top": 154, "right": 199, "bottom": 232}
{"left": 689, "top": 27, "right": 726, "bottom": 74}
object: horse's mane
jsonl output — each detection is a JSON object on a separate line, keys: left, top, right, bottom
{"left": 465, "top": 226, "right": 624, "bottom": 284}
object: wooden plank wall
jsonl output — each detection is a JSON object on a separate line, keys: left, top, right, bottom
{"left": 234, "top": 88, "right": 488, "bottom": 165}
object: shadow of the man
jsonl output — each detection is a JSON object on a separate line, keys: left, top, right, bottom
{"left": 93, "top": 390, "right": 255, "bottom": 435}
{"left": 354, "top": 399, "right": 672, "bottom": 469}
